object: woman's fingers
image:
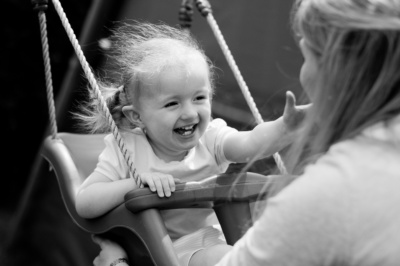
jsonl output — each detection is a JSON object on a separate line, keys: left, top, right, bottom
{"left": 285, "top": 91, "right": 296, "bottom": 109}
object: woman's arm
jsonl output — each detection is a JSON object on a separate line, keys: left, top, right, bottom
{"left": 216, "top": 152, "right": 349, "bottom": 266}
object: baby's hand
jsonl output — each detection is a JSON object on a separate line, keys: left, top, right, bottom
{"left": 140, "top": 172, "right": 178, "bottom": 197}
{"left": 282, "top": 91, "right": 310, "bottom": 132}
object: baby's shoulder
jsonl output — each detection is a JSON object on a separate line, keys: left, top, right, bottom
{"left": 103, "top": 129, "right": 148, "bottom": 150}
{"left": 207, "top": 118, "right": 228, "bottom": 129}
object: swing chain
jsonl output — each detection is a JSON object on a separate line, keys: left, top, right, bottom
{"left": 31, "top": 0, "right": 48, "bottom": 12}
{"left": 195, "top": 0, "right": 212, "bottom": 17}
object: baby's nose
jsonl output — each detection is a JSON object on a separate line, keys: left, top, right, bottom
{"left": 180, "top": 105, "right": 197, "bottom": 120}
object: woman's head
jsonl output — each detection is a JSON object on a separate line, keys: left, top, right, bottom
{"left": 288, "top": 0, "right": 400, "bottom": 172}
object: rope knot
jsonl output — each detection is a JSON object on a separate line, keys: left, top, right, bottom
{"left": 195, "top": 0, "right": 212, "bottom": 17}
{"left": 179, "top": 0, "right": 194, "bottom": 29}
{"left": 31, "top": 0, "right": 48, "bottom": 12}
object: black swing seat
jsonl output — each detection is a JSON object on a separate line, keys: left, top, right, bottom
{"left": 41, "top": 132, "right": 283, "bottom": 266}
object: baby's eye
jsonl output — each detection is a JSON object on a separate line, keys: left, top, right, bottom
{"left": 164, "top": 102, "right": 178, "bottom": 108}
{"left": 195, "top": 95, "right": 207, "bottom": 101}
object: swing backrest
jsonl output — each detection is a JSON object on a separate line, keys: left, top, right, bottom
{"left": 41, "top": 133, "right": 106, "bottom": 224}
{"left": 53, "top": 133, "right": 106, "bottom": 191}
{"left": 62, "top": 134, "right": 105, "bottom": 179}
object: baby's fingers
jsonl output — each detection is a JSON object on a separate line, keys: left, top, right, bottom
{"left": 160, "top": 174, "right": 176, "bottom": 197}
{"left": 145, "top": 178, "right": 157, "bottom": 193}
{"left": 142, "top": 173, "right": 176, "bottom": 198}
{"left": 151, "top": 176, "right": 165, "bottom": 197}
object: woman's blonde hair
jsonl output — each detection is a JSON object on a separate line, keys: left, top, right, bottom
{"left": 287, "top": 0, "right": 400, "bottom": 173}
{"left": 76, "top": 21, "right": 215, "bottom": 133}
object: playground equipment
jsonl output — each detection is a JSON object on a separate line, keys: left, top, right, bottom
{"left": 10, "top": 0, "right": 290, "bottom": 265}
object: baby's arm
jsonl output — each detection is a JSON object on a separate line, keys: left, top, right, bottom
{"left": 75, "top": 172, "right": 138, "bottom": 219}
{"left": 223, "top": 117, "right": 290, "bottom": 163}
{"left": 76, "top": 171, "right": 178, "bottom": 218}
{"left": 223, "top": 91, "right": 309, "bottom": 163}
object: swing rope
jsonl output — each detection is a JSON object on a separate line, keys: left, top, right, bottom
{"left": 35, "top": 0, "right": 142, "bottom": 187}
{"left": 37, "top": 0, "right": 285, "bottom": 185}
{"left": 34, "top": 1, "right": 58, "bottom": 140}
{"left": 194, "top": 0, "right": 288, "bottom": 175}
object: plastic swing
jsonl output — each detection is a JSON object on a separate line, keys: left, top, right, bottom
{"left": 32, "top": 0, "right": 289, "bottom": 265}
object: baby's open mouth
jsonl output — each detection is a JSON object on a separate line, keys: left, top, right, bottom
{"left": 174, "top": 124, "right": 197, "bottom": 136}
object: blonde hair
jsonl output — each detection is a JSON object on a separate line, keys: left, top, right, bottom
{"left": 76, "top": 21, "right": 215, "bottom": 133}
{"left": 287, "top": 0, "right": 400, "bottom": 173}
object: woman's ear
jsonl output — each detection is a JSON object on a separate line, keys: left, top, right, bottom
{"left": 122, "top": 105, "right": 143, "bottom": 127}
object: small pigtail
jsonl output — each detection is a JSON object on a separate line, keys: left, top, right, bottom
{"left": 74, "top": 83, "right": 134, "bottom": 134}
{"left": 114, "top": 89, "right": 121, "bottom": 106}
{"left": 110, "top": 85, "right": 124, "bottom": 109}
{"left": 108, "top": 85, "right": 136, "bottom": 132}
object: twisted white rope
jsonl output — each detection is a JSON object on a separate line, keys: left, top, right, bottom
{"left": 38, "top": 11, "right": 58, "bottom": 140}
{"left": 206, "top": 14, "right": 264, "bottom": 125}
{"left": 206, "top": 13, "right": 287, "bottom": 174}
{"left": 51, "top": 0, "right": 142, "bottom": 186}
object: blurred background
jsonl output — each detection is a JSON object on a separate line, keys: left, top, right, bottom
{"left": 1, "top": 0, "right": 303, "bottom": 265}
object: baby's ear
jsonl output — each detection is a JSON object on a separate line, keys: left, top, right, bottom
{"left": 122, "top": 105, "right": 143, "bottom": 127}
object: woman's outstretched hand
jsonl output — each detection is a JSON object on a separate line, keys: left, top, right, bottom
{"left": 92, "top": 235, "right": 128, "bottom": 266}
{"left": 282, "top": 91, "right": 311, "bottom": 132}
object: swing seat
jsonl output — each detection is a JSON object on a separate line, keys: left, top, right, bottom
{"left": 41, "top": 132, "right": 282, "bottom": 266}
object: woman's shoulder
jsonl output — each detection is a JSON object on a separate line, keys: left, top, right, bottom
{"left": 295, "top": 122, "right": 400, "bottom": 200}
{"left": 328, "top": 116, "right": 400, "bottom": 171}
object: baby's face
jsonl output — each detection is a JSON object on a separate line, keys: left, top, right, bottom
{"left": 138, "top": 57, "right": 212, "bottom": 162}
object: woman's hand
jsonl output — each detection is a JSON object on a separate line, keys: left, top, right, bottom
{"left": 92, "top": 235, "right": 128, "bottom": 266}
{"left": 140, "top": 172, "right": 180, "bottom": 197}
{"left": 282, "top": 91, "right": 311, "bottom": 132}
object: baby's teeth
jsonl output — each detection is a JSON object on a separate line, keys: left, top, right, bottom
{"left": 174, "top": 125, "right": 195, "bottom": 136}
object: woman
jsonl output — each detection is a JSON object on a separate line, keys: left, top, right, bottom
{"left": 94, "top": 0, "right": 400, "bottom": 265}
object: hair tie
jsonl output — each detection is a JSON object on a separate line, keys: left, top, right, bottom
{"left": 114, "top": 86, "right": 124, "bottom": 105}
